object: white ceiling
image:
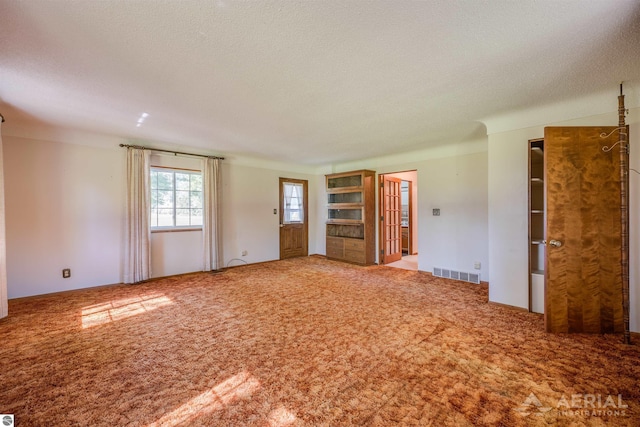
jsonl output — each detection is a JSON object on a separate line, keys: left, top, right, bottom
{"left": 1, "top": 1, "right": 639, "bottom": 165}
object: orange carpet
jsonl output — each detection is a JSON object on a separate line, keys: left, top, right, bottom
{"left": 1, "top": 256, "right": 638, "bottom": 426}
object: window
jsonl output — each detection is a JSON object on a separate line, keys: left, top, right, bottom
{"left": 150, "top": 168, "right": 203, "bottom": 229}
{"left": 283, "top": 182, "right": 304, "bottom": 223}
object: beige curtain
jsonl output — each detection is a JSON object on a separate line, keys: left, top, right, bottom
{"left": 0, "top": 120, "right": 7, "bottom": 318}
{"left": 124, "top": 147, "right": 151, "bottom": 283}
{"left": 203, "top": 157, "right": 222, "bottom": 271}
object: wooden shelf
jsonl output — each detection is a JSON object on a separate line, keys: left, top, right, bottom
{"left": 326, "top": 170, "right": 375, "bottom": 265}
{"left": 327, "top": 186, "right": 364, "bottom": 194}
{"left": 529, "top": 139, "right": 545, "bottom": 314}
{"left": 327, "top": 219, "right": 364, "bottom": 225}
{"left": 326, "top": 203, "right": 363, "bottom": 209}
{"left": 327, "top": 172, "right": 363, "bottom": 191}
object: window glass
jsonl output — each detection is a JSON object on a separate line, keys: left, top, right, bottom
{"left": 283, "top": 182, "right": 304, "bottom": 223}
{"left": 151, "top": 168, "right": 203, "bottom": 228}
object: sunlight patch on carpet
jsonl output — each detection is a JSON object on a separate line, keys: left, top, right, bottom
{"left": 81, "top": 294, "right": 173, "bottom": 328}
{"left": 5, "top": 258, "right": 638, "bottom": 425}
{"left": 147, "top": 371, "right": 261, "bottom": 427}
{"left": 267, "top": 406, "right": 298, "bottom": 426}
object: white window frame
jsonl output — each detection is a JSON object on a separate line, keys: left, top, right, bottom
{"left": 283, "top": 181, "right": 304, "bottom": 224}
{"left": 150, "top": 166, "right": 203, "bottom": 231}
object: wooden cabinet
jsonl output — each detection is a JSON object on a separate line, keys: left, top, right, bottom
{"left": 325, "top": 170, "right": 376, "bottom": 265}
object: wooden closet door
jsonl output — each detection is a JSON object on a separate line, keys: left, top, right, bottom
{"left": 544, "top": 126, "right": 623, "bottom": 333}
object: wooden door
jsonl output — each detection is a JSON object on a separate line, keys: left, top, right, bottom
{"left": 545, "top": 126, "right": 623, "bottom": 333}
{"left": 279, "top": 178, "right": 308, "bottom": 259}
{"left": 380, "top": 175, "right": 402, "bottom": 264}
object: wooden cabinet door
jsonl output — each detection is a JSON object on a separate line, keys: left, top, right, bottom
{"left": 380, "top": 175, "right": 402, "bottom": 264}
{"left": 544, "top": 126, "right": 623, "bottom": 333}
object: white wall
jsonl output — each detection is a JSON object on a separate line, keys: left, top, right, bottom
{"left": 221, "top": 163, "right": 318, "bottom": 267}
{"left": 488, "top": 107, "right": 640, "bottom": 332}
{"left": 149, "top": 154, "right": 319, "bottom": 276}
{"left": 6, "top": 105, "right": 637, "bottom": 334}
{"left": 419, "top": 152, "right": 488, "bottom": 279}
{"left": 328, "top": 140, "right": 489, "bottom": 281}
{"left": 487, "top": 134, "right": 529, "bottom": 307}
{"left": 3, "top": 132, "right": 319, "bottom": 298}
{"left": 4, "top": 136, "right": 125, "bottom": 298}
{"left": 0, "top": 123, "right": 11, "bottom": 318}
{"left": 148, "top": 154, "right": 203, "bottom": 278}
{"left": 312, "top": 172, "right": 328, "bottom": 257}
{"left": 151, "top": 230, "right": 202, "bottom": 277}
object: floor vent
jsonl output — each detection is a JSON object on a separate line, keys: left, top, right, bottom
{"left": 433, "top": 267, "right": 480, "bottom": 284}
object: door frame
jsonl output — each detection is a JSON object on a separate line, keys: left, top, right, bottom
{"left": 405, "top": 180, "right": 414, "bottom": 255}
{"left": 279, "top": 177, "right": 309, "bottom": 259}
{"left": 379, "top": 175, "right": 402, "bottom": 264}
{"left": 528, "top": 138, "right": 545, "bottom": 314}
{"left": 378, "top": 171, "right": 417, "bottom": 264}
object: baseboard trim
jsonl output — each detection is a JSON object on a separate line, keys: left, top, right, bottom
{"left": 488, "top": 301, "right": 530, "bottom": 312}
{"left": 9, "top": 257, "right": 329, "bottom": 302}
{"left": 9, "top": 281, "right": 125, "bottom": 302}
{"left": 223, "top": 258, "right": 279, "bottom": 270}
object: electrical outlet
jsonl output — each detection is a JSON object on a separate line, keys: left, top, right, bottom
{"left": 241, "top": 250, "right": 248, "bottom": 257}
{"left": 474, "top": 262, "right": 481, "bottom": 270}
{"left": 62, "top": 268, "right": 71, "bottom": 278}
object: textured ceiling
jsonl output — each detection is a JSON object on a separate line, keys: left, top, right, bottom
{"left": 1, "top": 1, "right": 640, "bottom": 165}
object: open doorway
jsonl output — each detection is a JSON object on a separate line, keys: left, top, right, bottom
{"left": 379, "top": 170, "right": 418, "bottom": 270}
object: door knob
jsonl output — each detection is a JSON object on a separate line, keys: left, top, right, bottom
{"left": 279, "top": 224, "right": 284, "bottom": 228}
{"left": 549, "top": 239, "right": 562, "bottom": 247}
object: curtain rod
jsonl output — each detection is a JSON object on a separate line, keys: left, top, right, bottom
{"left": 119, "top": 143, "right": 224, "bottom": 160}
